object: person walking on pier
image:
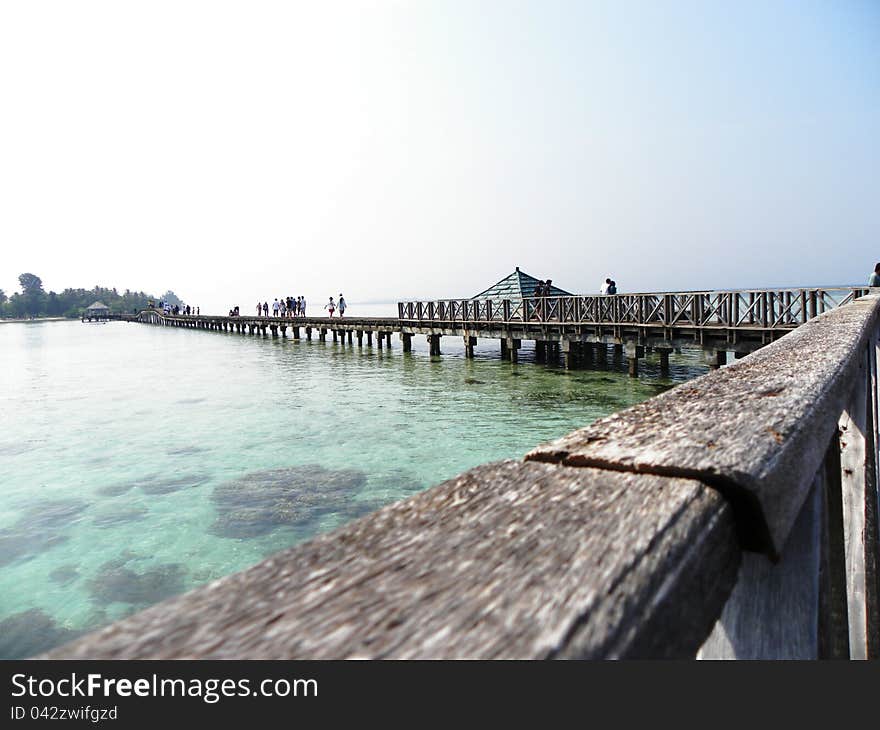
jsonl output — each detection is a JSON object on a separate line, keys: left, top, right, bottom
{"left": 325, "top": 297, "right": 336, "bottom": 317}
{"left": 256, "top": 302, "right": 261, "bottom": 316}
{"left": 272, "top": 298, "right": 280, "bottom": 317}
{"left": 338, "top": 294, "right": 346, "bottom": 317}
{"left": 262, "top": 301, "right": 269, "bottom": 317}
{"left": 300, "top": 296, "right": 306, "bottom": 317}
{"left": 870, "top": 264, "right": 880, "bottom": 287}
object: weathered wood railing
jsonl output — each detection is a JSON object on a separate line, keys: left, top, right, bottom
{"left": 48, "top": 294, "right": 880, "bottom": 659}
{"left": 399, "top": 287, "right": 868, "bottom": 330}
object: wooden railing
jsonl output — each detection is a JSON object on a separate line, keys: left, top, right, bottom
{"left": 47, "top": 295, "right": 880, "bottom": 659}
{"left": 398, "top": 287, "right": 869, "bottom": 329}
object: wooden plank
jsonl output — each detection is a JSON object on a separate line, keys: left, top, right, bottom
{"left": 818, "top": 428, "right": 851, "bottom": 659}
{"left": 698, "top": 478, "right": 822, "bottom": 659}
{"left": 44, "top": 462, "right": 738, "bottom": 659}
{"left": 839, "top": 348, "right": 869, "bottom": 658}
{"left": 526, "top": 295, "right": 880, "bottom": 557}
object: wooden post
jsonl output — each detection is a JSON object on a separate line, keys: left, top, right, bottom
{"left": 428, "top": 334, "right": 441, "bottom": 356}
{"left": 819, "top": 428, "right": 851, "bottom": 659}
{"left": 332, "top": 330, "right": 337, "bottom": 342}
{"left": 402, "top": 333, "right": 412, "bottom": 352}
{"left": 306, "top": 326, "right": 312, "bottom": 340}
{"left": 357, "top": 331, "right": 363, "bottom": 346}
{"left": 280, "top": 325, "right": 287, "bottom": 337}
{"left": 582, "top": 342, "right": 594, "bottom": 365}
{"left": 657, "top": 347, "right": 672, "bottom": 373}
{"left": 367, "top": 331, "right": 373, "bottom": 346}
{"left": 706, "top": 350, "right": 727, "bottom": 369}
{"left": 507, "top": 337, "right": 520, "bottom": 363}
{"left": 535, "top": 341, "right": 545, "bottom": 362}
{"left": 292, "top": 327, "right": 300, "bottom": 340}
{"left": 613, "top": 343, "right": 623, "bottom": 359}
{"left": 625, "top": 344, "right": 644, "bottom": 378}
{"left": 838, "top": 345, "right": 879, "bottom": 659}
{"left": 698, "top": 480, "right": 823, "bottom": 659}
{"left": 561, "top": 340, "right": 573, "bottom": 370}
{"left": 500, "top": 339, "right": 508, "bottom": 360}
{"left": 464, "top": 336, "right": 476, "bottom": 358}
{"left": 348, "top": 331, "right": 353, "bottom": 344}
{"left": 377, "top": 332, "right": 383, "bottom": 349}
{"left": 319, "top": 328, "right": 326, "bottom": 341}
{"left": 386, "top": 333, "right": 392, "bottom": 348}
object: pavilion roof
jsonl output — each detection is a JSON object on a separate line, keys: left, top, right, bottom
{"left": 472, "top": 267, "right": 572, "bottom": 300}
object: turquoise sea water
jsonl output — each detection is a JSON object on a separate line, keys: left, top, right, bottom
{"left": 0, "top": 318, "right": 706, "bottom": 658}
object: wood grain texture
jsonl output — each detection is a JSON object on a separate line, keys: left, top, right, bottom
{"left": 44, "top": 461, "right": 738, "bottom": 659}
{"left": 527, "top": 295, "right": 880, "bottom": 558}
{"left": 698, "top": 479, "right": 822, "bottom": 659}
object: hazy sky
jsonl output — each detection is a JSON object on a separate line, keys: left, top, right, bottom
{"left": 1, "top": 1, "right": 878, "bottom": 312}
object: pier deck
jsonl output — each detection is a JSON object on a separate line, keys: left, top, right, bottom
{"left": 138, "top": 286, "right": 869, "bottom": 375}
{"left": 51, "top": 293, "right": 880, "bottom": 659}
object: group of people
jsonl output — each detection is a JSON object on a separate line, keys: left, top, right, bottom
{"left": 533, "top": 280, "right": 555, "bottom": 297}
{"left": 226, "top": 294, "right": 351, "bottom": 319}
{"left": 256, "top": 296, "right": 308, "bottom": 318}
{"left": 323, "top": 295, "right": 346, "bottom": 317}
{"left": 162, "top": 302, "right": 199, "bottom": 315}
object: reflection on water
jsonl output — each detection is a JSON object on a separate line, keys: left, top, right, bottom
{"left": 0, "top": 319, "right": 708, "bottom": 657}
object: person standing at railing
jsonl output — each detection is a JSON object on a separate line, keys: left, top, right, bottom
{"left": 600, "top": 278, "right": 611, "bottom": 294}
{"left": 869, "top": 263, "right": 880, "bottom": 287}
{"left": 530, "top": 281, "right": 545, "bottom": 320}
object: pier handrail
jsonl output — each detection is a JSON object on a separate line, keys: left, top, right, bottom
{"left": 50, "top": 295, "right": 880, "bottom": 659}
{"left": 398, "top": 286, "right": 868, "bottom": 329}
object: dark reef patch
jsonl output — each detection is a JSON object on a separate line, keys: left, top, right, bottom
{"left": 463, "top": 378, "right": 485, "bottom": 385}
{"left": 0, "top": 532, "right": 68, "bottom": 567}
{"left": 19, "top": 499, "right": 90, "bottom": 530}
{"left": 49, "top": 564, "right": 80, "bottom": 586}
{"left": 95, "top": 473, "right": 161, "bottom": 497}
{"left": 95, "top": 482, "right": 134, "bottom": 497}
{"left": 0, "top": 499, "right": 88, "bottom": 567}
{"left": 92, "top": 505, "right": 149, "bottom": 528}
{"left": 138, "top": 473, "right": 209, "bottom": 495}
{"left": 0, "top": 609, "right": 82, "bottom": 659}
{"left": 88, "top": 560, "right": 187, "bottom": 607}
{"left": 209, "top": 465, "right": 369, "bottom": 539}
{"left": 377, "top": 469, "right": 425, "bottom": 497}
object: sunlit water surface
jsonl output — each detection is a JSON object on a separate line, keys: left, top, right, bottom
{"left": 0, "top": 317, "right": 707, "bottom": 657}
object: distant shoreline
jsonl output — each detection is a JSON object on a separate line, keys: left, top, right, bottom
{"left": 0, "top": 316, "right": 72, "bottom": 324}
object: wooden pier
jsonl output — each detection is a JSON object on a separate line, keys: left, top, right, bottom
{"left": 81, "top": 312, "right": 137, "bottom": 323}
{"left": 49, "top": 292, "right": 880, "bottom": 659}
{"left": 138, "top": 286, "right": 868, "bottom": 376}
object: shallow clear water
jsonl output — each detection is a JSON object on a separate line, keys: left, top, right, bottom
{"left": 0, "top": 318, "right": 707, "bottom": 657}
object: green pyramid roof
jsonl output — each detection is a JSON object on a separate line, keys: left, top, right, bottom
{"left": 472, "top": 268, "right": 572, "bottom": 300}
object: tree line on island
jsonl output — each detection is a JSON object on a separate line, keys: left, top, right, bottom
{"left": 0, "top": 273, "right": 185, "bottom": 319}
